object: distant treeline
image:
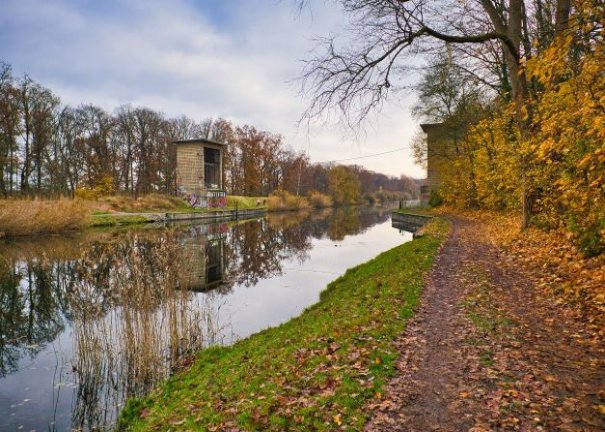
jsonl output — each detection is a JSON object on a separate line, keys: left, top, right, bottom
{"left": 0, "top": 62, "right": 418, "bottom": 200}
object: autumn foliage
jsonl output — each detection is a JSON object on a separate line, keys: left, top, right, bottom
{"left": 0, "top": 67, "right": 418, "bottom": 202}
{"left": 267, "top": 190, "right": 311, "bottom": 211}
{"left": 424, "top": 1, "right": 604, "bottom": 257}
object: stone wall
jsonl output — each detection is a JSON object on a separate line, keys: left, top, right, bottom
{"left": 391, "top": 211, "right": 433, "bottom": 237}
{"left": 421, "top": 123, "right": 454, "bottom": 192}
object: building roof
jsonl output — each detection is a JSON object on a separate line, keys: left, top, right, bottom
{"left": 420, "top": 123, "right": 443, "bottom": 133}
{"left": 172, "top": 138, "right": 228, "bottom": 147}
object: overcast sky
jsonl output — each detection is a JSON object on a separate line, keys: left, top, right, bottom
{"left": 0, "top": 0, "right": 425, "bottom": 178}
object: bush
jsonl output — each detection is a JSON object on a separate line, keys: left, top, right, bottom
{"left": 569, "top": 216, "right": 604, "bottom": 258}
{"left": 267, "top": 190, "right": 311, "bottom": 211}
{"left": 75, "top": 187, "right": 101, "bottom": 201}
{"left": 74, "top": 176, "right": 115, "bottom": 201}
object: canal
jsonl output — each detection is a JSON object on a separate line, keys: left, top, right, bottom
{"left": 0, "top": 206, "right": 411, "bottom": 431}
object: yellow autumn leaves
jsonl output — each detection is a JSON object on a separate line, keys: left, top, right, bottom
{"left": 435, "top": 0, "right": 604, "bottom": 257}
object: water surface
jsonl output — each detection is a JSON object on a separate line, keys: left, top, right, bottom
{"left": 0, "top": 206, "right": 410, "bottom": 431}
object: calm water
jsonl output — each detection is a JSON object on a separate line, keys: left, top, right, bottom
{"left": 0, "top": 207, "right": 411, "bottom": 431}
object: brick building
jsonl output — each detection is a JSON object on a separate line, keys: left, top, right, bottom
{"left": 419, "top": 123, "right": 456, "bottom": 204}
{"left": 174, "top": 138, "right": 227, "bottom": 207}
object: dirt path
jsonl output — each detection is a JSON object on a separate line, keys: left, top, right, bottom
{"left": 366, "top": 217, "right": 604, "bottom": 431}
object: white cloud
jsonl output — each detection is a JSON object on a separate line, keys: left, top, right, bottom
{"left": 0, "top": 0, "right": 425, "bottom": 178}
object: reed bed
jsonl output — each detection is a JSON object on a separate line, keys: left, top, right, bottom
{"left": 226, "top": 195, "right": 266, "bottom": 209}
{"left": 70, "top": 232, "right": 227, "bottom": 429}
{"left": 0, "top": 197, "right": 88, "bottom": 237}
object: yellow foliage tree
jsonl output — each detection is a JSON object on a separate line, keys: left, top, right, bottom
{"left": 328, "top": 165, "right": 361, "bottom": 206}
{"left": 426, "top": 0, "right": 604, "bottom": 256}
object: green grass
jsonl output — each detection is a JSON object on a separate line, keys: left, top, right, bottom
{"left": 88, "top": 214, "right": 151, "bottom": 227}
{"left": 118, "top": 218, "right": 450, "bottom": 431}
{"left": 227, "top": 195, "right": 267, "bottom": 210}
{"left": 163, "top": 195, "right": 267, "bottom": 213}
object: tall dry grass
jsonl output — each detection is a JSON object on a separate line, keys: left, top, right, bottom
{"left": 70, "top": 233, "right": 225, "bottom": 428}
{"left": 267, "top": 190, "right": 311, "bottom": 212}
{"left": 227, "top": 195, "right": 267, "bottom": 209}
{"left": 0, "top": 197, "right": 88, "bottom": 237}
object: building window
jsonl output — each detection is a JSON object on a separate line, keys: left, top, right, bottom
{"left": 204, "top": 147, "right": 221, "bottom": 189}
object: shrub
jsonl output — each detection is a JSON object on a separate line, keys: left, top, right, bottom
{"left": 74, "top": 176, "right": 116, "bottom": 201}
{"left": 75, "top": 187, "right": 101, "bottom": 201}
{"left": 569, "top": 216, "right": 604, "bottom": 258}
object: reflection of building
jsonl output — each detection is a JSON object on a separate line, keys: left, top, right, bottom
{"left": 181, "top": 228, "right": 226, "bottom": 291}
{"left": 204, "top": 239, "right": 224, "bottom": 288}
{"left": 174, "top": 138, "right": 228, "bottom": 208}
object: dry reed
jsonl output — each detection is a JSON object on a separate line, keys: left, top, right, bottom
{"left": 307, "top": 190, "right": 333, "bottom": 208}
{"left": 267, "top": 190, "right": 311, "bottom": 211}
{"left": 0, "top": 197, "right": 87, "bottom": 237}
{"left": 70, "top": 232, "right": 226, "bottom": 429}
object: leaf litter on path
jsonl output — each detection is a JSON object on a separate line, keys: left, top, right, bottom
{"left": 365, "top": 216, "right": 605, "bottom": 431}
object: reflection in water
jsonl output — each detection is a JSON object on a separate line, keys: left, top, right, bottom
{"left": 0, "top": 206, "right": 399, "bottom": 431}
{"left": 0, "top": 259, "right": 66, "bottom": 377}
{"left": 69, "top": 233, "right": 225, "bottom": 429}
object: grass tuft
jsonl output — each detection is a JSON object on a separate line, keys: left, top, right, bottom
{"left": 226, "top": 195, "right": 267, "bottom": 209}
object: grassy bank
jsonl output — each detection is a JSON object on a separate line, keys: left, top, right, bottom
{"left": 88, "top": 213, "right": 154, "bottom": 227}
{"left": 0, "top": 192, "right": 369, "bottom": 236}
{"left": 0, "top": 194, "right": 268, "bottom": 236}
{"left": 96, "top": 193, "right": 189, "bottom": 212}
{"left": 118, "top": 218, "right": 449, "bottom": 431}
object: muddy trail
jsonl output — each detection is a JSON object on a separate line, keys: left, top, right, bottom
{"left": 366, "top": 217, "right": 604, "bottom": 431}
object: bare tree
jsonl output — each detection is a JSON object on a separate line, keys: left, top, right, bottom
{"left": 0, "top": 63, "right": 21, "bottom": 195}
{"left": 302, "top": 0, "right": 570, "bottom": 120}
{"left": 300, "top": 0, "right": 571, "bottom": 226}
